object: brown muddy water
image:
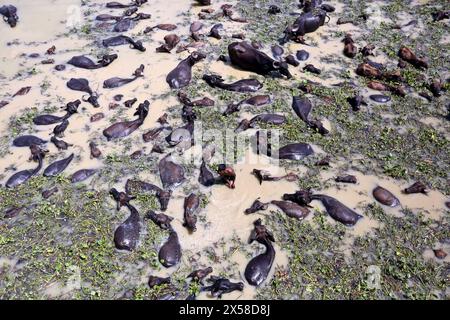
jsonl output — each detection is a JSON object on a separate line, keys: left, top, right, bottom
{"left": 0, "top": 0, "right": 449, "bottom": 300}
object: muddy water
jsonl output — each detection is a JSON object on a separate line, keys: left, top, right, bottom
{"left": 1, "top": 0, "right": 448, "bottom": 300}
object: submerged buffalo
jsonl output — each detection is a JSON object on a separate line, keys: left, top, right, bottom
{"left": 13, "top": 135, "right": 47, "bottom": 147}
{"left": 403, "top": 181, "right": 428, "bottom": 194}
{"left": 187, "top": 267, "right": 213, "bottom": 285}
{"left": 198, "top": 161, "right": 217, "bottom": 187}
{"left": 112, "top": 197, "right": 141, "bottom": 251}
{"left": 53, "top": 119, "right": 69, "bottom": 137}
{"left": 106, "top": 0, "right": 147, "bottom": 8}
{"left": 183, "top": 193, "right": 200, "bottom": 232}
{"left": 201, "top": 277, "right": 244, "bottom": 298}
{"left": 95, "top": 13, "right": 123, "bottom": 21}
{"left": 156, "top": 34, "right": 180, "bottom": 53}
{"left": 110, "top": 188, "right": 136, "bottom": 211}
{"left": 244, "top": 199, "right": 269, "bottom": 214}
{"left": 144, "top": 24, "right": 177, "bottom": 33}
{"left": 166, "top": 52, "right": 206, "bottom": 89}
{"left": 0, "top": 5, "right": 18, "bottom": 27}
{"left": 398, "top": 46, "right": 428, "bottom": 69}
{"left": 228, "top": 41, "right": 292, "bottom": 78}
{"left": 291, "top": 96, "right": 329, "bottom": 135}
{"left": 113, "top": 12, "right": 151, "bottom": 32}
{"left": 159, "top": 228, "right": 181, "bottom": 267}
{"left": 159, "top": 154, "right": 186, "bottom": 189}
{"left": 125, "top": 179, "right": 172, "bottom": 211}
{"left": 33, "top": 100, "right": 80, "bottom": 126}
{"left": 373, "top": 186, "right": 400, "bottom": 207}
{"left": 71, "top": 169, "right": 97, "bottom": 183}
{"left": 52, "top": 138, "right": 70, "bottom": 151}
{"left": 43, "top": 153, "right": 74, "bottom": 177}
{"left": 311, "top": 194, "right": 363, "bottom": 226}
{"left": 276, "top": 143, "right": 314, "bottom": 160}
{"left": 252, "top": 169, "right": 298, "bottom": 185}
{"left": 271, "top": 200, "right": 309, "bottom": 220}
{"left": 148, "top": 276, "right": 171, "bottom": 288}
{"left": 235, "top": 114, "right": 286, "bottom": 132}
{"left": 103, "top": 64, "right": 144, "bottom": 88}
{"left": 223, "top": 95, "right": 271, "bottom": 116}
{"left": 146, "top": 211, "right": 173, "bottom": 230}
{"left": 149, "top": 216, "right": 181, "bottom": 268}
{"left": 195, "top": 0, "right": 211, "bottom": 5}
{"left": 165, "top": 116, "right": 195, "bottom": 149}
{"left": 177, "top": 91, "right": 215, "bottom": 107}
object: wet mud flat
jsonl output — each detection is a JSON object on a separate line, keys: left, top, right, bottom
{"left": 0, "top": 0, "right": 449, "bottom": 300}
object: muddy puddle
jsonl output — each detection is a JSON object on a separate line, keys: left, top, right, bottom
{"left": 0, "top": 0, "right": 448, "bottom": 300}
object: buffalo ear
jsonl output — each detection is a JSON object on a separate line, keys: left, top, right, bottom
{"left": 272, "top": 60, "right": 281, "bottom": 69}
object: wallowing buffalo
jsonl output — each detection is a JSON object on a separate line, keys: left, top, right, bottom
{"left": 0, "top": 5, "right": 18, "bottom": 27}
{"left": 280, "top": 10, "right": 328, "bottom": 44}
{"left": 228, "top": 41, "right": 292, "bottom": 79}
